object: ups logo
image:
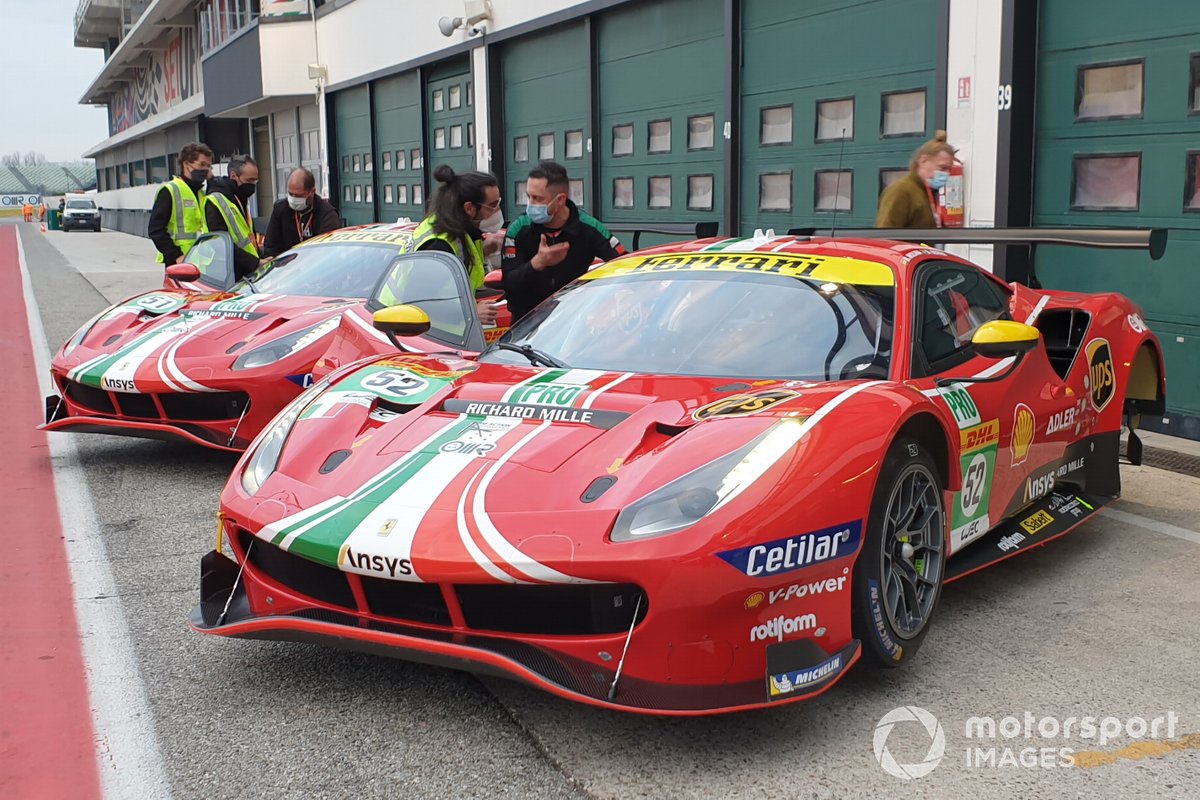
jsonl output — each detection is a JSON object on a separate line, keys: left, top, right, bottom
{"left": 1086, "top": 339, "right": 1115, "bottom": 412}
{"left": 693, "top": 389, "right": 800, "bottom": 420}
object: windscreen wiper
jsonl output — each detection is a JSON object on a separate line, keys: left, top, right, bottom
{"left": 494, "top": 341, "right": 567, "bottom": 368}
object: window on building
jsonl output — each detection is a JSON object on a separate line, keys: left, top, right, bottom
{"left": 343, "top": 155, "right": 350, "bottom": 173}
{"left": 344, "top": 185, "right": 351, "bottom": 202}
{"left": 450, "top": 125, "right": 463, "bottom": 149}
{"left": 467, "top": 123, "right": 474, "bottom": 148}
{"left": 467, "top": 82, "right": 473, "bottom": 106}
{"left": 364, "top": 153, "right": 373, "bottom": 172}
{"left": 412, "top": 184, "right": 423, "bottom": 205}
{"left": 688, "top": 114, "right": 715, "bottom": 150}
{"left": 352, "top": 154, "right": 361, "bottom": 172}
{"left": 648, "top": 176, "right": 671, "bottom": 208}
{"left": 354, "top": 185, "right": 362, "bottom": 202}
{"left": 411, "top": 148, "right": 423, "bottom": 169}
{"left": 384, "top": 184, "right": 394, "bottom": 204}
{"left": 815, "top": 170, "right": 853, "bottom": 212}
{"left": 1072, "top": 154, "right": 1140, "bottom": 210}
{"left": 613, "top": 177, "right": 634, "bottom": 209}
{"left": 612, "top": 124, "right": 634, "bottom": 156}
{"left": 648, "top": 119, "right": 672, "bottom": 153}
{"left": 1184, "top": 152, "right": 1200, "bottom": 211}
{"left": 880, "top": 168, "right": 907, "bottom": 194}
{"left": 434, "top": 128, "right": 446, "bottom": 150}
{"left": 760, "top": 105, "right": 792, "bottom": 146}
{"left": 397, "top": 184, "right": 408, "bottom": 204}
{"left": 569, "top": 179, "right": 585, "bottom": 207}
{"left": 688, "top": 174, "right": 714, "bottom": 211}
{"left": 381, "top": 151, "right": 392, "bottom": 171}
{"left": 1076, "top": 61, "right": 1143, "bottom": 120}
{"left": 365, "top": 184, "right": 374, "bottom": 203}
{"left": 515, "top": 181, "right": 529, "bottom": 206}
{"left": 816, "top": 98, "right": 854, "bottom": 142}
{"left": 449, "top": 85, "right": 461, "bottom": 109}
{"left": 759, "top": 172, "right": 792, "bottom": 212}
{"left": 566, "top": 130, "right": 584, "bottom": 159}
{"left": 539, "top": 133, "right": 554, "bottom": 160}
{"left": 882, "top": 90, "right": 926, "bottom": 137}
{"left": 396, "top": 150, "right": 406, "bottom": 171}
{"left": 1191, "top": 54, "right": 1200, "bottom": 112}
{"left": 433, "top": 89, "right": 444, "bottom": 112}
{"left": 514, "top": 136, "right": 529, "bottom": 163}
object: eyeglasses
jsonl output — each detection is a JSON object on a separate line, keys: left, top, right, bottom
{"left": 479, "top": 197, "right": 502, "bottom": 211}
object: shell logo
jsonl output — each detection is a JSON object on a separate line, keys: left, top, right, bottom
{"left": 1011, "top": 403, "right": 1035, "bottom": 466}
{"left": 744, "top": 591, "right": 766, "bottom": 610}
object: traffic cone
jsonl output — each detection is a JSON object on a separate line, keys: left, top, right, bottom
{"left": 40, "top": 223, "right": 47, "bottom": 233}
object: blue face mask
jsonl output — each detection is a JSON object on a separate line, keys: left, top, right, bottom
{"left": 928, "top": 170, "right": 950, "bottom": 191}
{"left": 526, "top": 203, "right": 551, "bottom": 225}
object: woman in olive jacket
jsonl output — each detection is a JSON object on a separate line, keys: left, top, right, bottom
{"left": 876, "top": 130, "right": 957, "bottom": 228}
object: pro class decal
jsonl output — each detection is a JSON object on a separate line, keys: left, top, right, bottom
{"left": 1086, "top": 338, "right": 1115, "bottom": 412}
{"left": 950, "top": 419, "right": 999, "bottom": 553}
{"left": 1011, "top": 403, "right": 1035, "bottom": 467}
{"left": 693, "top": 389, "right": 800, "bottom": 421}
{"left": 937, "top": 383, "right": 981, "bottom": 430}
{"left": 717, "top": 521, "right": 862, "bottom": 577}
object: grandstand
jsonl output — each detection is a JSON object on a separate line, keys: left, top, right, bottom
{"left": 0, "top": 163, "right": 97, "bottom": 195}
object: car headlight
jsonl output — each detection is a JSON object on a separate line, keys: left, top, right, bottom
{"left": 232, "top": 316, "right": 341, "bottom": 370}
{"left": 240, "top": 381, "right": 327, "bottom": 496}
{"left": 610, "top": 417, "right": 807, "bottom": 542}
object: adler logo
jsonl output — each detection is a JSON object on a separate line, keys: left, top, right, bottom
{"left": 1044, "top": 407, "right": 1076, "bottom": 436}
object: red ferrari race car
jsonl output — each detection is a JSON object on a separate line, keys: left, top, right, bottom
{"left": 192, "top": 227, "right": 1166, "bottom": 715}
{"left": 43, "top": 223, "right": 511, "bottom": 451}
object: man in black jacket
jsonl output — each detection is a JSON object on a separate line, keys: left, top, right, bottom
{"left": 203, "top": 154, "right": 261, "bottom": 280}
{"left": 501, "top": 161, "right": 626, "bottom": 321}
{"left": 262, "top": 167, "right": 342, "bottom": 258}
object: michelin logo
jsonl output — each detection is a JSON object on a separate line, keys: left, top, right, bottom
{"left": 718, "top": 521, "right": 862, "bottom": 578}
{"left": 769, "top": 653, "right": 843, "bottom": 697}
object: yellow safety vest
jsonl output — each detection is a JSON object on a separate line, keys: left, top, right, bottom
{"left": 410, "top": 215, "right": 485, "bottom": 290}
{"left": 155, "top": 177, "right": 206, "bottom": 263}
{"left": 206, "top": 193, "right": 259, "bottom": 258}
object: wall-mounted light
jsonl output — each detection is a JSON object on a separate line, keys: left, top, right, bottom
{"left": 439, "top": 0, "right": 493, "bottom": 37}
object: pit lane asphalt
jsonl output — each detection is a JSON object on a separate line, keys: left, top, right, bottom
{"left": 20, "top": 222, "right": 1200, "bottom": 800}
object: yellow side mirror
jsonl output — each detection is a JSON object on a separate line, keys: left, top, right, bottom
{"left": 373, "top": 305, "right": 431, "bottom": 338}
{"left": 971, "top": 320, "right": 1041, "bottom": 360}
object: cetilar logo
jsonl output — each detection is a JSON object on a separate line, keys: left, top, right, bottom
{"left": 873, "top": 706, "right": 946, "bottom": 779}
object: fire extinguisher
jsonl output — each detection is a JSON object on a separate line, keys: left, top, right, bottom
{"left": 938, "top": 159, "right": 965, "bottom": 228}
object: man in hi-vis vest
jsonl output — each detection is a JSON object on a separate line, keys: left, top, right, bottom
{"left": 149, "top": 142, "right": 212, "bottom": 265}
{"left": 204, "top": 154, "right": 262, "bottom": 280}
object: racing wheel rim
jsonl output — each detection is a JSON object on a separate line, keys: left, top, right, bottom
{"left": 877, "top": 462, "right": 944, "bottom": 640}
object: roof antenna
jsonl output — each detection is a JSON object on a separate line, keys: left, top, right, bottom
{"left": 830, "top": 127, "right": 847, "bottom": 240}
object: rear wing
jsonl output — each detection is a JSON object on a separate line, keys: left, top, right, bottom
{"left": 787, "top": 226, "right": 1168, "bottom": 260}
{"left": 606, "top": 221, "right": 720, "bottom": 251}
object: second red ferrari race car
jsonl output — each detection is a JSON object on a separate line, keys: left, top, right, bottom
{"left": 42, "top": 224, "right": 510, "bottom": 450}
{"left": 192, "top": 227, "right": 1166, "bottom": 714}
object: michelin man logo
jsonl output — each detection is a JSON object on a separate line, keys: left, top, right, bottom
{"left": 873, "top": 706, "right": 945, "bottom": 779}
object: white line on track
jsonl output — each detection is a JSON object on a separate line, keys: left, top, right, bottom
{"left": 1101, "top": 506, "right": 1200, "bottom": 547}
{"left": 17, "top": 228, "right": 173, "bottom": 800}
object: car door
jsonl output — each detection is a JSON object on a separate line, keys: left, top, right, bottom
{"left": 905, "top": 260, "right": 1067, "bottom": 554}
{"left": 368, "top": 251, "right": 489, "bottom": 354}
{"left": 166, "top": 232, "right": 237, "bottom": 292}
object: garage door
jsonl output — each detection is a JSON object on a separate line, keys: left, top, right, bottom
{"left": 500, "top": 22, "right": 590, "bottom": 224}
{"left": 373, "top": 71, "right": 425, "bottom": 224}
{"left": 596, "top": 0, "right": 725, "bottom": 242}
{"left": 333, "top": 84, "right": 373, "bottom": 226}
{"left": 425, "top": 56, "right": 475, "bottom": 194}
{"left": 740, "top": 0, "right": 939, "bottom": 234}
{"left": 1033, "top": 0, "right": 1200, "bottom": 436}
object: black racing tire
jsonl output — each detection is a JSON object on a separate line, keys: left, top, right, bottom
{"left": 851, "top": 436, "right": 946, "bottom": 669}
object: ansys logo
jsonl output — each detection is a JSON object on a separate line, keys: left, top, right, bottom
{"left": 874, "top": 706, "right": 946, "bottom": 780}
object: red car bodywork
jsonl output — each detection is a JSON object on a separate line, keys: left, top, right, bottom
{"left": 43, "top": 224, "right": 510, "bottom": 451}
{"left": 191, "top": 234, "right": 1165, "bottom": 714}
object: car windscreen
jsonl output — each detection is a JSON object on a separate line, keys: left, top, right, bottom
{"left": 482, "top": 271, "right": 895, "bottom": 380}
{"left": 237, "top": 243, "right": 399, "bottom": 298}
{"left": 66, "top": 199, "right": 95, "bottom": 209}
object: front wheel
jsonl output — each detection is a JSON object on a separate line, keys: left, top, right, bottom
{"left": 851, "top": 436, "right": 946, "bottom": 668}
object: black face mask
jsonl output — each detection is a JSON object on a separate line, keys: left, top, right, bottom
{"left": 234, "top": 181, "right": 257, "bottom": 200}
{"left": 188, "top": 170, "right": 208, "bottom": 184}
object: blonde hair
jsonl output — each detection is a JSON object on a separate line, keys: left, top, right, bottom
{"left": 910, "top": 130, "right": 956, "bottom": 172}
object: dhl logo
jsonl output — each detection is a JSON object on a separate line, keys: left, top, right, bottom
{"left": 960, "top": 419, "right": 1000, "bottom": 452}
{"left": 1011, "top": 403, "right": 1035, "bottom": 466}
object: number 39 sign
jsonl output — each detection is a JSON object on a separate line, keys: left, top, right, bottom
{"left": 997, "top": 84, "right": 1013, "bottom": 111}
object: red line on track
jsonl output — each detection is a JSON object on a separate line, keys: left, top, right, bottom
{"left": 0, "top": 225, "right": 103, "bottom": 800}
